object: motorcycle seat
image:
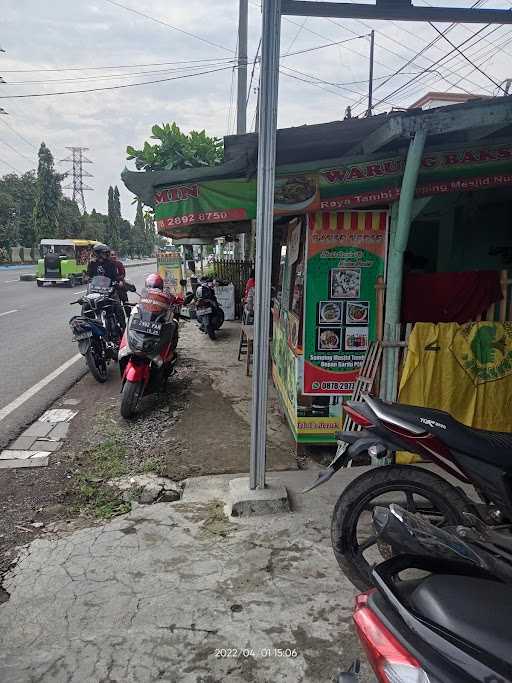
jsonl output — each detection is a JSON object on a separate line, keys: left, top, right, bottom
{"left": 367, "top": 397, "right": 512, "bottom": 467}
{"left": 409, "top": 574, "right": 512, "bottom": 666}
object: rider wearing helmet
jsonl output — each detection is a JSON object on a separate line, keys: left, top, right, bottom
{"left": 86, "top": 244, "right": 126, "bottom": 330}
{"left": 86, "top": 244, "right": 120, "bottom": 283}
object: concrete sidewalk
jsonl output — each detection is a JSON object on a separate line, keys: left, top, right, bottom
{"left": 0, "top": 469, "right": 373, "bottom": 683}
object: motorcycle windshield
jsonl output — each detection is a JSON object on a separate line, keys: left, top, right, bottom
{"left": 88, "top": 275, "right": 114, "bottom": 294}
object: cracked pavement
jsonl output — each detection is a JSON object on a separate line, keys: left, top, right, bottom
{"left": 0, "top": 470, "right": 373, "bottom": 683}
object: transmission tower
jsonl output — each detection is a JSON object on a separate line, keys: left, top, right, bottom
{"left": 61, "top": 147, "right": 93, "bottom": 213}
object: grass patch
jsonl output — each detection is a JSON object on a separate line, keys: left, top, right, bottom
{"left": 74, "top": 438, "right": 131, "bottom": 520}
{"left": 140, "top": 455, "right": 165, "bottom": 476}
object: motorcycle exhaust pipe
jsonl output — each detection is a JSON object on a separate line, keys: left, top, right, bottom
{"left": 372, "top": 505, "right": 487, "bottom": 568}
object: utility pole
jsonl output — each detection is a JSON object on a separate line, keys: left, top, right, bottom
{"left": 237, "top": 0, "right": 248, "bottom": 135}
{"left": 61, "top": 147, "right": 93, "bottom": 213}
{"left": 237, "top": 0, "right": 248, "bottom": 258}
{"left": 367, "top": 30, "right": 375, "bottom": 117}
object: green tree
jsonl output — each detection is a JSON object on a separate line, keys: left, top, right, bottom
{"left": 144, "top": 209, "right": 157, "bottom": 256}
{"left": 126, "top": 122, "right": 223, "bottom": 172}
{"left": 57, "top": 197, "right": 81, "bottom": 238}
{"left": 0, "top": 171, "right": 37, "bottom": 247}
{"left": 105, "top": 185, "right": 121, "bottom": 251}
{"left": 32, "top": 142, "right": 64, "bottom": 242}
{"left": 131, "top": 200, "right": 146, "bottom": 257}
{"left": 0, "top": 189, "right": 16, "bottom": 251}
{"left": 80, "top": 209, "right": 107, "bottom": 241}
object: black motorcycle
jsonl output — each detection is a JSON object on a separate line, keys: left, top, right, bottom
{"left": 305, "top": 393, "right": 512, "bottom": 590}
{"left": 337, "top": 553, "right": 512, "bottom": 683}
{"left": 69, "top": 275, "right": 125, "bottom": 383}
{"left": 190, "top": 281, "right": 224, "bottom": 340}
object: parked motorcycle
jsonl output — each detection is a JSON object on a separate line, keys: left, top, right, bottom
{"left": 69, "top": 275, "right": 125, "bottom": 383}
{"left": 118, "top": 286, "right": 183, "bottom": 418}
{"left": 305, "top": 393, "right": 512, "bottom": 590}
{"left": 192, "top": 280, "right": 224, "bottom": 340}
{"left": 337, "top": 554, "right": 512, "bottom": 683}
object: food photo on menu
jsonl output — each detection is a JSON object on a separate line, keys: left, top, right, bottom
{"left": 330, "top": 268, "right": 361, "bottom": 299}
{"left": 346, "top": 301, "right": 369, "bottom": 325}
{"left": 318, "top": 300, "right": 344, "bottom": 325}
{"left": 317, "top": 327, "right": 343, "bottom": 352}
{"left": 344, "top": 326, "right": 369, "bottom": 351}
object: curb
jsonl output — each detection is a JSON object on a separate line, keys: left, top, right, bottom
{"left": 124, "top": 260, "right": 157, "bottom": 269}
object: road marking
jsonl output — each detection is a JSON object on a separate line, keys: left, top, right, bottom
{"left": 3, "top": 279, "right": 19, "bottom": 283}
{"left": 0, "top": 309, "right": 18, "bottom": 318}
{"left": 0, "top": 354, "right": 82, "bottom": 422}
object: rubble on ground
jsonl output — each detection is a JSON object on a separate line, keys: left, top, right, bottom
{"left": 107, "top": 473, "right": 183, "bottom": 504}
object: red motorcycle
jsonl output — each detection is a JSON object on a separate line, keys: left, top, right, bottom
{"left": 118, "top": 284, "right": 183, "bottom": 418}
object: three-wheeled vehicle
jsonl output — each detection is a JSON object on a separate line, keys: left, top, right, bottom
{"left": 36, "top": 239, "right": 99, "bottom": 287}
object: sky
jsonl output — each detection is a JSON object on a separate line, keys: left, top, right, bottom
{"left": 1, "top": 0, "right": 511, "bottom": 221}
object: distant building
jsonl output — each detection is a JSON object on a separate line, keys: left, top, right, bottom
{"left": 409, "top": 91, "right": 488, "bottom": 110}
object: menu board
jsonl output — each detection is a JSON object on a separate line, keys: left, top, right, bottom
{"left": 303, "top": 211, "right": 388, "bottom": 395}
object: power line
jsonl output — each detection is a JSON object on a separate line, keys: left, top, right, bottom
{"left": 377, "top": 24, "right": 504, "bottom": 109}
{"left": 1, "top": 56, "right": 237, "bottom": 73}
{"left": 0, "top": 35, "right": 371, "bottom": 100}
{"left": 0, "top": 156, "right": 21, "bottom": 173}
{"left": 246, "top": 38, "right": 261, "bottom": 107}
{"left": 102, "top": 0, "right": 234, "bottom": 54}
{"left": 0, "top": 117, "right": 38, "bottom": 150}
{"left": 388, "top": 26, "right": 505, "bottom": 106}
{"left": 4, "top": 61, "right": 238, "bottom": 85}
{"left": 0, "top": 64, "right": 236, "bottom": 99}
{"left": 429, "top": 22, "right": 507, "bottom": 93}
{"left": 370, "top": 24, "right": 493, "bottom": 111}
{"left": 0, "top": 139, "right": 33, "bottom": 162}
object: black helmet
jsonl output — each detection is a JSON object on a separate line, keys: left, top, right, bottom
{"left": 93, "top": 243, "right": 111, "bottom": 256}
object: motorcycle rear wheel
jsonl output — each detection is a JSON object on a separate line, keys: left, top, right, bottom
{"left": 120, "top": 380, "right": 143, "bottom": 419}
{"left": 85, "top": 343, "right": 108, "bottom": 383}
{"left": 331, "top": 464, "right": 471, "bottom": 591}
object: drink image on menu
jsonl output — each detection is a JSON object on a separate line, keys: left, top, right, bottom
{"left": 317, "top": 327, "right": 343, "bottom": 351}
{"left": 345, "top": 326, "right": 369, "bottom": 351}
{"left": 346, "top": 300, "right": 369, "bottom": 325}
{"left": 330, "top": 268, "right": 361, "bottom": 299}
{"left": 318, "top": 300, "right": 343, "bottom": 325}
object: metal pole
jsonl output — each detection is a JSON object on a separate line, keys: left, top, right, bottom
{"left": 236, "top": 0, "right": 248, "bottom": 135}
{"left": 384, "top": 128, "right": 426, "bottom": 400}
{"left": 249, "top": 0, "right": 281, "bottom": 490}
{"left": 237, "top": 0, "right": 249, "bottom": 258}
{"left": 367, "top": 30, "right": 374, "bottom": 118}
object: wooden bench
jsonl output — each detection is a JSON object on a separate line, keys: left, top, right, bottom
{"left": 238, "top": 324, "right": 254, "bottom": 376}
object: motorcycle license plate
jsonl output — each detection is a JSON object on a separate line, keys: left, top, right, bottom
{"left": 197, "top": 307, "right": 212, "bottom": 316}
{"left": 74, "top": 331, "right": 92, "bottom": 340}
{"left": 130, "top": 319, "right": 162, "bottom": 335}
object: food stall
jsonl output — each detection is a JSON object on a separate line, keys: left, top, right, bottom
{"left": 123, "top": 96, "right": 512, "bottom": 446}
{"left": 271, "top": 210, "right": 387, "bottom": 444}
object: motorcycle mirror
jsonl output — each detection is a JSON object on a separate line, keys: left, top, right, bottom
{"left": 179, "top": 279, "right": 187, "bottom": 287}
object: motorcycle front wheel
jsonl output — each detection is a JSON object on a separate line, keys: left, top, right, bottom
{"left": 85, "top": 341, "right": 108, "bottom": 383}
{"left": 331, "top": 464, "right": 470, "bottom": 591}
{"left": 120, "top": 380, "right": 143, "bottom": 419}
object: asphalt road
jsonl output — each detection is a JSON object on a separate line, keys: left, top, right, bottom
{"left": 0, "top": 262, "right": 156, "bottom": 449}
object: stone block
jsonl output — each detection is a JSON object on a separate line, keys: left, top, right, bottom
{"left": 9, "top": 436, "right": 36, "bottom": 450}
{"left": 47, "top": 422, "right": 70, "bottom": 440}
{"left": 22, "top": 422, "right": 53, "bottom": 438}
{"left": 0, "top": 451, "right": 50, "bottom": 468}
{"left": 31, "top": 440, "right": 62, "bottom": 452}
{"left": 227, "top": 477, "right": 290, "bottom": 517}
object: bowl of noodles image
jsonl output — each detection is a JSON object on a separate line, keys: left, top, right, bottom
{"left": 317, "top": 327, "right": 342, "bottom": 351}
{"left": 274, "top": 175, "right": 317, "bottom": 211}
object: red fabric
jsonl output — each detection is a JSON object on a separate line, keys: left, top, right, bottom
{"left": 113, "top": 258, "right": 126, "bottom": 279}
{"left": 402, "top": 270, "right": 502, "bottom": 323}
{"left": 243, "top": 277, "right": 256, "bottom": 301}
